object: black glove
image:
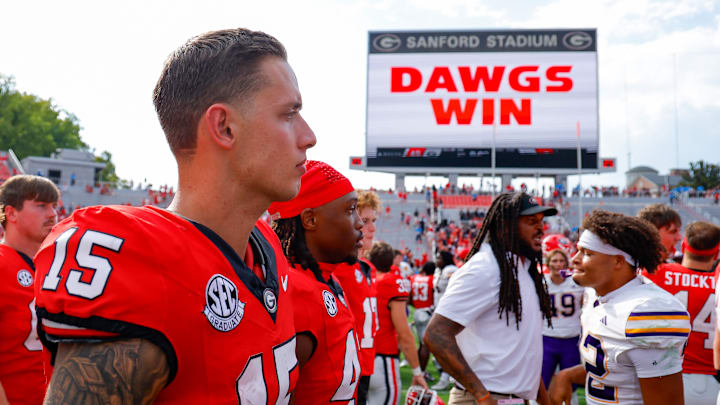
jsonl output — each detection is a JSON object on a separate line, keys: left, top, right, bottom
{"left": 715, "top": 370, "right": 720, "bottom": 384}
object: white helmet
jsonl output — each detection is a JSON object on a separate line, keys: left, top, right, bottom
{"left": 405, "top": 385, "right": 443, "bottom": 405}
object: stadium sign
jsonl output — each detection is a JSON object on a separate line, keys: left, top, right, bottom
{"left": 366, "top": 29, "right": 599, "bottom": 170}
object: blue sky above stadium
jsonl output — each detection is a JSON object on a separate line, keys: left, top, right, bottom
{"left": 2, "top": 0, "right": 719, "bottom": 192}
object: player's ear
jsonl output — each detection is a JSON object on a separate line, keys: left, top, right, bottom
{"left": 300, "top": 208, "right": 318, "bottom": 231}
{"left": 203, "top": 103, "right": 238, "bottom": 150}
{"left": 4, "top": 205, "right": 17, "bottom": 224}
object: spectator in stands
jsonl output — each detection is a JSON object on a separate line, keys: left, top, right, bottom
{"left": 638, "top": 203, "right": 682, "bottom": 262}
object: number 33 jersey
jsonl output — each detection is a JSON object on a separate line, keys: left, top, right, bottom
{"left": 580, "top": 277, "right": 690, "bottom": 405}
{"left": 34, "top": 205, "right": 298, "bottom": 404}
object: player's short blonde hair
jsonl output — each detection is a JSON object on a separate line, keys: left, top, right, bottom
{"left": 357, "top": 190, "right": 381, "bottom": 212}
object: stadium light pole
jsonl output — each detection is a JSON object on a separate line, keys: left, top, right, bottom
{"left": 492, "top": 121, "right": 497, "bottom": 198}
{"left": 672, "top": 52, "right": 680, "bottom": 170}
{"left": 577, "top": 121, "right": 583, "bottom": 229}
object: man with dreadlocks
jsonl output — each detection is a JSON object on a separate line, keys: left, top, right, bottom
{"left": 424, "top": 193, "right": 556, "bottom": 405}
{"left": 549, "top": 210, "right": 690, "bottom": 405}
{"left": 269, "top": 160, "right": 363, "bottom": 404}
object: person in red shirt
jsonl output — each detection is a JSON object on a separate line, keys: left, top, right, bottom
{"left": 643, "top": 221, "right": 720, "bottom": 405}
{"left": 269, "top": 161, "right": 362, "bottom": 404}
{"left": 410, "top": 261, "right": 436, "bottom": 375}
{"left": 368, "top": 241, "right": 427, "bottom": 405}
{"left": 334, "top": 189, "right": 382, "bottom": 405}
{"left": 0, "top": 175, "right": 59, "bottom": 405}
{"left": 34, "top": 28, "right": 315, "bottom": 404}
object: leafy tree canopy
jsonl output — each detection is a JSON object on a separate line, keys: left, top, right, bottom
{"left": 680, "top": 160, "right": 720, "bottom": 190}
{"left": 0, "top": 74, "right": 86, "bottom": 160}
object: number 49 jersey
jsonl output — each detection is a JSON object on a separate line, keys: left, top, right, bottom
{"left": 642, "top": 263, "right": 716, "bottom": 374}
{"left": 34, "top": 206, "right": 298, "bottom": 405}
{"left": 543, "top": 274, "right": 584, "bottom": 338}
{"left": 580, "top": 277, "right": 690, "bottom": 405}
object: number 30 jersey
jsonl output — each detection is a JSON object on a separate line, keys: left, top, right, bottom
{"left": 34, "top": 205, "right": 298, "bottom": 404}
{"left": 543, "top": 274, "right": 584, "bottom": 338}
{"left": 374, "top": 271, "right": 410, "bottom": 356}
{"left": 580, "top": 277, "right": 690, "bottom": 405}
{"left": 0, "top": 244, "right": 45, "bottom": 405}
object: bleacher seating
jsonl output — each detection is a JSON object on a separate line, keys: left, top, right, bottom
{"left": 439, "top": 195, "right": 491, "bottom": 208}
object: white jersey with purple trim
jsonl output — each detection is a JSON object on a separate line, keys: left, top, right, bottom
{"left": 580, "top": 277, "right": 690, "bottom": 405}
{"left": 543, "top": 274, "right": 585, "bottom": 338}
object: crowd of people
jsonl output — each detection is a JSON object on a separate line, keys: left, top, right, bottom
{"left": 2, "top": 27, "right": 720, "bottom": 405}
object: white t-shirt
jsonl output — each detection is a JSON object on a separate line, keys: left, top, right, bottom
{"left": 433, "top": 263, "right": 458, "bottom": 307}
{"left": 435, "top": 243, "right": 542, "bottom": 400}
{"left": 580, "top": 277, "right": 690, "bottom": 405}
{"left": 543, "top": 274, "right": 584, "bottom": 338}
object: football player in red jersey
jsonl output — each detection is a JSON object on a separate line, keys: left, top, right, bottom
{"left": 34, "top": 29, "right": 316, "bottom": 404}
{"left": 269, "top": 161, "right": 362, "bottom": 404}
{"left": 638, "top": 203, "right": 682, "bottom": 262}
{"left": 334, "top": 190, "right": 382, "bottom": 405}
{"left": 642, "top": 221, "right": 720, "bottom": 405}
{"left": 368, "top": 241, "right": 427, "bottom": 405}
{"left": 0, "top": 175, "right": 59, "bottom": 405}
{"left": 409, "top": 262, "right": 436, "bottom": 374}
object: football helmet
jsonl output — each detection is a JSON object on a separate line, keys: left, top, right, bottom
{"left": 542, "top": 234, "right": 575, "bottom": 256}
{"left": 405, "top": 385, "right": 444, "bottom": 405}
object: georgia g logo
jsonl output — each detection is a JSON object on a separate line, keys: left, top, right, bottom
{"left": 204, "top": 274, "right": 245, "bottom": 332}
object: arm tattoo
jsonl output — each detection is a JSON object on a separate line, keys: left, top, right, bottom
{"left": 424, "top": 316, "right": 488, "bottom": 397}
{"left": 44, "top": 339, "right": 169, "bottom": 405}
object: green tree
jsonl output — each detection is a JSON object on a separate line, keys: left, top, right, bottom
{"left": 0, "top": 74, "right": 87, "bottom": 160}
{"left": 680, "top": 160, "right": 720, "bottom": 190}
{"left": 94, "top": 150, "right": 124, "bottom": 188}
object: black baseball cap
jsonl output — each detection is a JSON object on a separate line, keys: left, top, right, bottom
{"left": 519, "top": 194, "right": 558, "bottom": 216}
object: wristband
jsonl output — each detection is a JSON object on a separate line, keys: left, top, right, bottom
{"left": 412, "top": 366, "right": 423, "bottom": 376}
{"left": 476, "top": 392, "right": 490, "bottom": 402}
{"left": 715, "top": 370, "right": 720, "bottom": 384}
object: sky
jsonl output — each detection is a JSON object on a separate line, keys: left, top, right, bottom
{"left": 2, "top": 0, "right": 719, "bottom": 192}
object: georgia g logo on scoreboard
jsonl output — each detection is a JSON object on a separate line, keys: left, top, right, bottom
{"left": 373, "top": 34, "right": 401, "bottom": 52}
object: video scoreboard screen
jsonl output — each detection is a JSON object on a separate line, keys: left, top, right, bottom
{"left": 366, "top": 29, "right": 598, "bottom": 169}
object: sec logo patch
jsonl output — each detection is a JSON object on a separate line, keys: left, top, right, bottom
{"left": 17, "top": 269, "right": 33, "bottom": 287}
{"left": 204, "top": 274, "right": 245, "bottom": 332}
{"left": 355, "top": 269, "right": 364, "bottom": 283}
{"left": 322, "top": 290, "right": 338, "bottom": 317}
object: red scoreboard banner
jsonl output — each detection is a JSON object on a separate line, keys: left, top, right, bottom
{"left": 366, "top": 29, "right": 599, "bottom": 169}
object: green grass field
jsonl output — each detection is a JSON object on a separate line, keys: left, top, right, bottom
{"left": 399, "top": 308, "right": 587, "bottom": 404}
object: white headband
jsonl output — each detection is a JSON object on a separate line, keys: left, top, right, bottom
{"left": 578, "top": 230, "right": 637, "bottom": 266}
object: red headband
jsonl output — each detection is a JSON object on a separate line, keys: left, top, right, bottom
{"left": 681, "top": 238, "right": 720, "bottom": 257}
{"left": 267, "top": 160, "right": 354, "bottom": 219}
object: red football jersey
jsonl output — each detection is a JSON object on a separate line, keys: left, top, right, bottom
{"left": 0, "top": 244, "right": 45, "bottom": 405}
{"left": 34, "top": 206, "right": 298, "bottom": 404}
{"left": 643, "top": 263, "right": 716, "bottom": 374}
{"left": 409, "top": 274, "right": 434, "bottom": 310}
{"left": 290, "top": 264, "right": 360, "bottom": 404}
{"left": 374, "top": 271, "right": 410, "bottom": 356}
{"left": 333, "top": 260, "right": 378, "bottom": 376}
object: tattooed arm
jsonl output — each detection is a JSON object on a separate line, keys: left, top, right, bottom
{"left": 424, "top": 314, "right": 495, "bottom": 405}
{"left": 44, "top": 338, "right": 169, "bottom": 405}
